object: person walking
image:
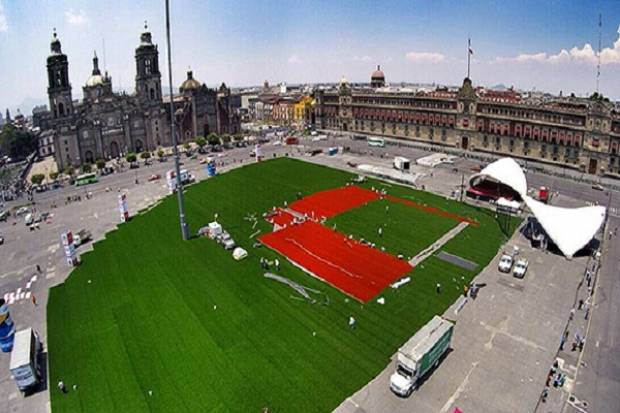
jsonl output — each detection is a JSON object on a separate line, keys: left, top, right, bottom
{"left": 569, "top": 308, "right": 575, "bottom": 321}
{"left": 274, "top": 258, "right": 280, "bottom": 271}
{"left": 436, "top": 283, "right": 441, "bottom": 294}
{"left": 560, "top": 330, "right": 569, "bottom": 351}
{"left": 578, "top": 299, "right": 584, "bottom": 310}
{"left": 36, "top": 264, "right": 41, "bottom": 273}
{"left": 31, "top": 294, "right": 37, "bottom": 307}
{"left": 58, "top": 380, "right": 67, "bottom": 394}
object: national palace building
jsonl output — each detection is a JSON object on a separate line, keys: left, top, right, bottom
{"left": 35, "top": 25, "right": 240, "bottom": 170}
{"left": 314, "top": 66, "right": 620, "bottom": 176}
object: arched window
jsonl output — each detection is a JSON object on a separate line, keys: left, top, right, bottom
{"left": 58, "top": 102, "right": 65, "bottom": 117}
{"left": 150, "top": 88, "right": 155, "bottom": 100}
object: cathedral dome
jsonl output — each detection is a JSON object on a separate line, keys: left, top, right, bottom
{"left": 85, "top": 74, "right": 104, "bottom": 87}
{"left": 371, "top": 65, "right": 385, "bottom": 80}
{"left": 370, "top": 65, "right": 385, "bottom": 88}
{"left": 180, "top": 71, "right": 201, "bottom": 92}
{"left": 85, "top": 51, "right": 104, "bottom": 87}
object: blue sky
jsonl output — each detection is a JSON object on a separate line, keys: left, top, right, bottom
{"left": 1, "top": 0, "right": 620, "bottom": 114}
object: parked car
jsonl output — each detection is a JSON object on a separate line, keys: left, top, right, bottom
{"left": 592, "top": 184, "right": 605, "bottom": 191}
{"left": 16, "top": 207, "right": 29, "bottom": 216}
{"left": 0, "top": 210, "right": 10, "bottom": 221}
{"left": 498, "top": 253, "right": 514, "bottom": 273}
{"left": 513, "top": 258, "right": 529, "bottom": 278}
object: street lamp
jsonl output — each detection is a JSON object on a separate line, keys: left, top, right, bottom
{"left": 165, "top": 0, "right": 190, "bottom": 240}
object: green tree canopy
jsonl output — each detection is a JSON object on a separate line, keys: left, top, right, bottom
{"left": 140, "top": 151, "right": 151, "bottom": 159}
{"left": 81, "top": 163, "right": 92, "bottom": 173}
{"left": 195, "top": 136, "right": 207, "bottom": 148}
{"left": 207, "top": 133, "right": 220, "bottom": 146}
{"left": 95, "top": 159, "right": 106, "bottom": 170}
{"left": 157, "top": 149, "right": 165, "bottom": 158}
{"left": 0, "top": 124, "right": 38, "bottom": 160}
{"left": 125, "top": 152, "right": 137, "bottom": 163}
{"left": 221, "top": 134, "right": 231, "bottom": 144}
{"left": 30, "top": 173, "right": 45, "bottom": 186}
{"left": 49, "top": 171, "right": 59, "bottom": 181}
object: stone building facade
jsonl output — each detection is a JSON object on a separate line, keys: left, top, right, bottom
{"left": 314, "top": 69, "right": 620, "bottom": 176}
{"left": 38, "top": 26, "right": 240, "bottom": 170}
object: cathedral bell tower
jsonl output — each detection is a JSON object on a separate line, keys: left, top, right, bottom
{"left": 135, "top": 21, "right": 162, "bottom": 104}
{"left": 47, "top": 29, "right": 73, "bottom": 119}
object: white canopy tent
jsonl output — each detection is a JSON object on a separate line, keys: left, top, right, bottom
{"left": 471, "top": 158, "right": 606, "bottom": 258}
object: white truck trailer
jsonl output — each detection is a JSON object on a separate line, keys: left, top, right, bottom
{"left": 393, "top": 156, "right": 411, "bottom": 171}
{"left": 9, "top": 328, "right": 43, "bottom": 394}
{"left": 390, "top": 316, "right": 453, "bottom": 397}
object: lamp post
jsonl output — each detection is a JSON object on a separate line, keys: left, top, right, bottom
{"left": 165, "top": 0, "right": 190, "bottom": 240}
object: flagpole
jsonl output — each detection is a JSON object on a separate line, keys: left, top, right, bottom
{"left": 467, "top": 38, "right": 471, "bottom": 79}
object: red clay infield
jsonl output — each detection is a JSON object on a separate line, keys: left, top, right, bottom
{"left": 289, "top": 185, "right": 379, "bottom": 220}
{"left": 259, "top": 221, "right": 412, "bottom": 302}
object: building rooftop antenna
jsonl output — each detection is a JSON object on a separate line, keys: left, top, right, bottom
{"left": 102, "top": 38, "right": 107, "bottom": 72}
{"left": 596, "top": 13, "right": 602, "bottom": 93}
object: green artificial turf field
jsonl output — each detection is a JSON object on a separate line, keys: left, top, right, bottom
{"left": 327, "top": 198, "right": 459, "bottom": 259}
{"left": 47, "top": 157, "right": 520, "bottom": 413}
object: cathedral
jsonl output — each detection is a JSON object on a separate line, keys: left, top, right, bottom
{"left": 36, "top": 25, "right": 240, "bottom": 170}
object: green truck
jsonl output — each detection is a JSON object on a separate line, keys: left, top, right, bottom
{"left": 390, "top": 315, "right": 454, "bottom": 397}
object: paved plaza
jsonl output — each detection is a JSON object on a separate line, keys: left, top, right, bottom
{"left": 0, "top": 138, "right": 618, "bottom": 413}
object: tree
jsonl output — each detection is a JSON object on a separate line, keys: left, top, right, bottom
{"left": 221, "top": 134, "right": 231, "bottom": 144}
{"left": 64, "top": 165, "right": 75, "bottom": 176}
{"left": 31, "top": 173, "right": 45, "bottom": 186}
{"left": 195, "top": 136, "right": 207, "bottom": 149}
{"left": 95, "top": 159, "right": 106, "bottom": 170}
{"left": 183, "top": 142, "right": 191, "bottom": 152}
{"left": 140, "top": 151, "right": 151, "bottom": 159}
{"left": 207, "top": 132, "right": 220, "bottom": 146}
{"left": 0, "top": 124, "right": 38, "bottom": 160}
{"left": 49, "top": 171, "right": 59, "bottom": 181}
{"left": 125, "top": 152, "right": 137, "bottom": 163}
{"left": 157, "top": 149, "right": 165, "bottom": 158}
{"left": 81, "top": 163, "right": 92, "bottom": 173}
{"left": 233, "top": 134, "right": 244, "bottom": 142}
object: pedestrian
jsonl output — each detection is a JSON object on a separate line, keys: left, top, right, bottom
{"left": 463, "top": 285, "right": 469, "bottom": 297}
{"left": 585, "top": 307, "right": 590, "bottom": 320}
{"left": 560, "top": 331, "right": 568, "bottom": 351}
{"left": 569, "top": 308, "right": 575, "bottom": 321}
{"left": 578, "top": 299, "right": 584, "bottom": 310}
{"left": 275, "top": 258, "right": 280, "bottom": 271}
{"left": 378, "top": 227, "right": 383, "bottom": 237}
{"left": 578, "top": 338, "right": 585, "bottom": 352}
{"left": 36, "top": 264, "right": 41, "bottom": 273}
{"left": 436, "top": 283, "right": 441, "bottom": 294}
{"left": 58, "top": 380, "right": 67, "bottom": 394}
{"left": 348, "top": 316, "right": 356, "bottom": 329}
{"left": 31, "top": 294, "right": 37, "bottom": 307}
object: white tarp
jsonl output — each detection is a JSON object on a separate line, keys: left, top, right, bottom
{"left": 496, "top": 197, "right": 521, "bottom": 211}
{"left": 357, "top": 164, "right": 422, "bottom": 186}
{"left": 470, "top": 157, "right": 606, "bottom": 258}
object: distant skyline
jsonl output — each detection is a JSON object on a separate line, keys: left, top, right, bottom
{"left": 1, "top": 0, "right": 620, "bottom": 115}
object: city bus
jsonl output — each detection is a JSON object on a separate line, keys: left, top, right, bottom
{"left": 74, "top": 173, "right": 98, "bottom": 187}
{"left": 368, "top": 137, "right": 385, "bottom": 147}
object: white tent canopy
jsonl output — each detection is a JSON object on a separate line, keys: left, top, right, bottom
{"left": 470, "top": 157, "right": 528, "bottom": 196}
{"left": 471, "top": 157, "right": 606, "bottom": 258}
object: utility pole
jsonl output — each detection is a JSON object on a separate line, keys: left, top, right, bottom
{"left": 165, "top": 0, "right": 190, "bottom": 240}
{"left": 596, "top": 14, "right": 602, "bottom": 93}
{"left": 460, "top": 172, "right": 465, "bottom": 202}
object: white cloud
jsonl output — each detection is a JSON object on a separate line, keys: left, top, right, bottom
{"left": 0, "top": 0, "right": 8, "bottom": 32}
{"left": 353, "top": 55, "right": 373, "bottom": 62}
{"left": 495, "top": 27, "right": 620, "bottom": 65}
{"left": 65, "top": 8, "right": 90, "bottom": 26}
{"left": 287, "top": 54, "right": 302, "bottom": 64}
{"left": 405, "top": 51, "right": 445, "bottom": 63}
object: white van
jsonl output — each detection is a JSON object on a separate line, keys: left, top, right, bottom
{"left": 10, "top": 328, "right": 43, "bottom": 394}
{"left": 24, "top": 213, "right": 34, "bottom": 226}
